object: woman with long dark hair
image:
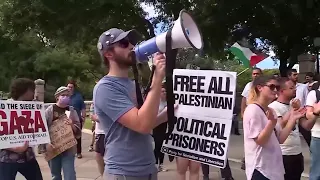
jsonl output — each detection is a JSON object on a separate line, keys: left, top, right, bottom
{"left": 243, "top": 75, "right": 305, "bottom": 180}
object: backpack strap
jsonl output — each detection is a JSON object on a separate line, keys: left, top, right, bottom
{"left": 130, "top": 52, "right": 144, "bottom": 109}
{"left": 316, "top": 89, "right": 320, "bottom": 103}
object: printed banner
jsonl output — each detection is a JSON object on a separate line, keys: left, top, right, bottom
{"left": 162, "top": 69, "right": 236, "bottom": 168}
{"left": 172, "top": 69, "right": 236, "bottom": 119}
{"left": 0, "top": 100, "right": 50, "bottom": 149}
{"left": 45, "top": 115, "right": 77, "bottom": 161}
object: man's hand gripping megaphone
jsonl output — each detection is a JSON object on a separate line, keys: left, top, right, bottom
{"left": 150, "top": 53, "right": 166, "bottom": 83}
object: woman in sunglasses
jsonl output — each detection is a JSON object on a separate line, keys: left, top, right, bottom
{"left": 243, "top": 75, "right": 305, "bottom": 180}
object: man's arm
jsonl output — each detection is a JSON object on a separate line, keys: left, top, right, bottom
{"left": 97, "top": 54, "right": 166, "bottom": 134}
{"left": 80, "top": 96, "right": 86, "bottom": 119}
{"left": 299, "top": 115, "right": 315, "bottom": 131}
{"left": 240, "top": 97, "right": 247, "bottom": 118}
{"left": 153, "top": 105, "right": 178, "bottom": 128}
{"left": 240, "top": 82, "right": 250, "bottom": 118}
{"left": 305, "top": 90, "right": 320, "bottom": 123}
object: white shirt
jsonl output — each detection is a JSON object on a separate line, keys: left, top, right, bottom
{"left": 269, "top": 101, "right": 302, "bottom": 155}
{"left": 94, "top": 120, "right": 104, "bottom": 135}
{"left": 306, "top": 89, "right": 320, "bottom": 138}
{"left": 241, "top": 82, "right": 252, "bottom": 98}
{"left": 159, "top": 101, "right": 167, "bottom": 113}
{"left": 296, "top": 83, "right": 309, "bottom": 107}
{"left": 90, "top": 103, "right": 104, "bottom": 134}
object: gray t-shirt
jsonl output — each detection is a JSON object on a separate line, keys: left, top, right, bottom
{"left": 93, "top": 76, "right": 156, "bottom": 176}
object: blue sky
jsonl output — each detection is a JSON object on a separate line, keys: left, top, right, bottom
{"left": 256, "top": 58, "right": 279, "bottom": 69}
{"left": 141, "top": 3, "right": 279, "bottom": 70}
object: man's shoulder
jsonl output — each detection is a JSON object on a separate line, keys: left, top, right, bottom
{"left": 95, "top": 76, "right": 133, "bottom": 89}
{"left": 243, "top": 82, "right": 252, "bottom": 90}
{"left": 268, "top": 101, "right": 288, "bottom": 114}
{"left": 93, "top": 77, "right": 133, "bottom": 104}
{"left": 94, "top": 79, "right": 124, "bottom": 95}
{"left": 268, "top": 101, "right": 286, "bottom": 108}
{"left": 268, "top": 101, "right": 278, "bottom": 108}
{"left": 297, "top": 83, "right": 308, "bottom": 90}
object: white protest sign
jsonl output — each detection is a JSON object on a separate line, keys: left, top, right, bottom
{"left": 172, "top": 69, "right": 236, "bottom": 119}
{"left": 0, "top": 100, "right": 50, "bottom": 149}
{"left": 161, "top": 69, "right": 236, "bottom": 168}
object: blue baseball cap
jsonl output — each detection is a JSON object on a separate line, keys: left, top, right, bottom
{"left": 97, "top": 28, "right": 140, "bottom": 55}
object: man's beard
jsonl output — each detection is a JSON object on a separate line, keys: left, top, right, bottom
{"left": 114, "top": 54, "right": 134, "bottom": 67}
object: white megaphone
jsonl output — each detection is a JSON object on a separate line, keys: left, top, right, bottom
{"left": 134, "top": 10, "right": 203, "bottom": 62}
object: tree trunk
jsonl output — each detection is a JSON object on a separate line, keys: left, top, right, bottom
{"left": 278, "top": 50, "right": 290, "bottom": 77}
{"left": 279, "top": 60, "right": 288, "bottom": 77}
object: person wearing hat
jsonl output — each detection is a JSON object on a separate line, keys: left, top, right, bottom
{"left": 39, "top": 86, "right": 81, "bottom": 180}
{"left": 93, "top": 28, "right": 170, "bottom": 179}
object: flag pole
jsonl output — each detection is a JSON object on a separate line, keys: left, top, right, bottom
{"left": 237, "top": 68, "right": 250, "bottom": 76}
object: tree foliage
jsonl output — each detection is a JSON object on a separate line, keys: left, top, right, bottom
{"left": 142, "top": 0, "right": 320, "bottom": 76}
{"left": 0, "top": 0, "right": 317, "bottom": 101}
{"left": 0, "top": 0, "right": 157, "bottom": 101}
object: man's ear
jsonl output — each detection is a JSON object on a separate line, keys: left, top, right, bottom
{"left": 103, "top": 50, "right": 113, "bottom": 60}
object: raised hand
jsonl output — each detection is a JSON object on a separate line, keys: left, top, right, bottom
{"left": 46, "top": 143, "right": 55, "bottom": 152}
{"left": 91, "top": 114, "right": 99, "bottom": 122}
{"left": 291, "top": 99, "right": 301, "bottom": 111}
{"left": 64, "top": 118, "right": 73, "bottom": 125}
{"left": 290, "top": 108, "right": 306, "bottom": 121}
{"left": 153, "top": 53, "right": 166, "bottom": 82}
{"left": 313, "top": 101, "right": 320, "bottom": 115}
{"left": 266, "top": 108, "right": 277, "bottom": 125}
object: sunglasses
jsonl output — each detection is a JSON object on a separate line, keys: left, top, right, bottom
{"left": 265, "top": 84, "right": 280, "bottom": 91}
{"left": 117, "top": 39, "right": 130, "bottom": 48}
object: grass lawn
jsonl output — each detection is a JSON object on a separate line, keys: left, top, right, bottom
{"left": 83, "top": 118, "right": 93, "bottom": 130}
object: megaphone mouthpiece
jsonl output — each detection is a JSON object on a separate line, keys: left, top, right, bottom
{"left": 134, "top": 9, "right": 203, "bottom": 63}
{"left": 134, "top": 37, "right": 160, "bottom": 61}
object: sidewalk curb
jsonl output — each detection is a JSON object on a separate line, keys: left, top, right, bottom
{"left": 82, "top": 129, "right": 310, "bottom": 178}
{"left": 82, "top": 129, "right": 93, "bottom": 135}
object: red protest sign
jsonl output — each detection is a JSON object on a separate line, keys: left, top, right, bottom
{"left": 0, "top": 100, "right": 50, "bottom": 149}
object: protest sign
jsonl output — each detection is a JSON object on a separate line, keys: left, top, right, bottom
{"left": 0, "top": 100, "right": 50, "bottom": 149}
{"left": 161, "top": 69, "right": 236, "bottom": 168}
{"left": 45, "top": 115, "right": 77, "bottom": 161}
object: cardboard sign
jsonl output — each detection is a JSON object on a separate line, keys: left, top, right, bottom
{"left": 44, "top": 115, "right": 77, "bottom": 161}
{"left": 161, "top": 69, "right": 236, "bottom": 168}
{"left": 0, "top": 100, "right": 50, "bottom": 149}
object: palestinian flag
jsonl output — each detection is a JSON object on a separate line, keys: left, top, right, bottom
{"left": 230, "top": 42, "right": 268, "bottom": 67}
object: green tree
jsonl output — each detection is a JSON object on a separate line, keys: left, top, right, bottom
{"left": 0, "top": 0, "right": 159, "bottom": 99}
{"left": 142, "top": 0, "right": 320, "bottom": 76}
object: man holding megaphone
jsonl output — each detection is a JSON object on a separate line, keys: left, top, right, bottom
{"left": 93, "top": 28, "right": 172, "bottom": 180}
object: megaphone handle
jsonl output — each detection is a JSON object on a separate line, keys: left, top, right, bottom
{"left": 143, "top": 65, "right": 156, "bottom": 98}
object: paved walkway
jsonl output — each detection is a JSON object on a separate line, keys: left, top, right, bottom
{"left": 16, "top": 131, "right": 309, "bottom": 180}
